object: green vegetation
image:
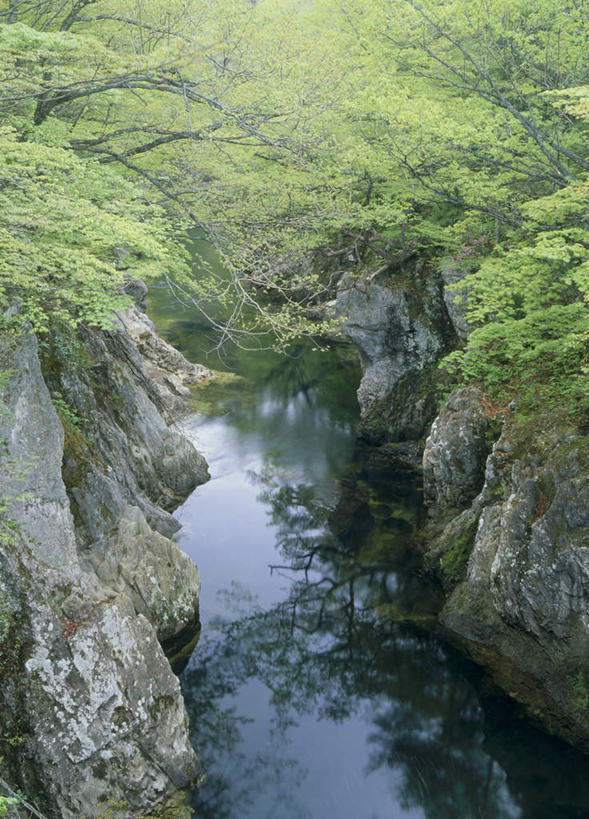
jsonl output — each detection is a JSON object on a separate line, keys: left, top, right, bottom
{"left": 0, "top": 0, "right": 586, "bottom": 415}
{"left": 571, "top": 671, "right": 589, "bottom": 714}
{"left": 0, "top": 795, "right": 17, "bottom": 816}
{"left": 439, "top": 514, "right": 480, "bottom": 588}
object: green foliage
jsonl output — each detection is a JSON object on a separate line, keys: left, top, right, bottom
{"left": 0, "top": 0, "right": 586, "bottom": 411}
{"left": 0, "top": 796, "right": 18, "bottom": 816}
{"left": 570, "top": 671, "right": 589, "bottom": 714}
{"left": 441, "top": 92, "right": 589, "bottom": 420}
{"left": 0, "top": 127, "right": 190, "bottom": 332}
{"left": 50, "top": 391, "right": 81, "bottom": 428}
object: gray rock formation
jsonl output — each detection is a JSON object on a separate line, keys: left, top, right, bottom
{"left": 47, "top": 309, "right": 209, "bottom": 548}
{"left": 423, "top": 394, "right": 589, "bottom": 749}
{"left": 118, "top": 304, "right": 211, "bottom": 416}
{"left": 0, "top": 301, "right": 209, "bottom": 816}
{"left": 422, "top": 387, "right": 490, "bottom": 509}
{"left": 336, "top": 263, "right": 455, "bottom": 443}
{"left": 440, "top": 257, "right": 471, "bottom": 342}
{"left": 89, "top": 504, "right": 201, "bottom": 644}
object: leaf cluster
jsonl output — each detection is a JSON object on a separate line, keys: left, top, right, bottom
{"left": 0, "top": 127, "right": 189, "bottom": 331}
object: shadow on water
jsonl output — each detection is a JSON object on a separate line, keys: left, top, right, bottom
{"left": 147, "top": 278, "right": 589, "bottom": 819}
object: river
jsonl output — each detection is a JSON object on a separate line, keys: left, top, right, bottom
{"left": 148, "top": 271, "right": 589, "bottom": 819}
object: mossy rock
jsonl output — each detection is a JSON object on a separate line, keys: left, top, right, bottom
{"left": 438, "top": 513, "right": 480, "bottom": 590}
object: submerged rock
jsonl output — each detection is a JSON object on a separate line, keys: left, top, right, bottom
{"left": 0, "top": 297, "right": 209, "bottom": 816}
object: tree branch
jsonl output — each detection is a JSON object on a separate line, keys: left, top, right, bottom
{"left": 396, "top": 0, "right": 589, "bottom": 177}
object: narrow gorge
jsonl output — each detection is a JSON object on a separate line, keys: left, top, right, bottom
{"left": 1, "top": 252, "right": 588, "bottom": 817}
{"left": 0, "top": 0, "right": 588, "bottom": 815}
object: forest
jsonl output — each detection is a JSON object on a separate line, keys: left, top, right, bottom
{"left": 0, "top": 0, "right": 587, "bottom": 422}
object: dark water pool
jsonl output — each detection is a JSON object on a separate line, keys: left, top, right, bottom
{"left": 148, "top": 283, "right": 589, "bottom": 819}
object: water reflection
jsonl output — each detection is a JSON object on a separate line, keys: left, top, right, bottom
{"left": 147, "top": 284, "right": 589, "bottom": 819}
{"left": 181, "top": 458, "right": 589, "bottom": 819}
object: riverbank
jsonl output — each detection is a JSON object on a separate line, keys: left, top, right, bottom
{"left": 333, "top": 256, "right": 589, "bottom": 756}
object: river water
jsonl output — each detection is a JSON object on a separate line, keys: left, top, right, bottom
{"left": 148, "top": 280, "right": 589, "bottom": 819}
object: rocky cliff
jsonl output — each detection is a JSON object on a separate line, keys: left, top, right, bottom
{"left": 335, "top": 260, "right": 456, "bottom": 445}
{"left": 337, "top": 256, "right": 589, "bottom": 753}
{"left": 422, "top": 390, "right": 589, "bottom": 750}
{"left": 0, "top": 286, "right": 210, "bottom": 817}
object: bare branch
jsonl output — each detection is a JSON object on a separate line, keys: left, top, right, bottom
{"left": 60, "top": 0, "right": 102, "bottom": 32}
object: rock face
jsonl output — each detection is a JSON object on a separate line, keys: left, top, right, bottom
{"left": 336, "top": 262, "right": 455, "bottom": 443}
{"left": 0, "top": 294, "right": 209, "bottom": 817}
{"left": 422, "top": 387, "right": 490, "bottom": 509}
{"left": 51, "top": 308, "right": 209, "bottom": 548}
{"left": 439, "top": 257, "right": 470, "bottom": 342}
{"left": 333, "top": 249, "right": 589, "bottom": 752}
{"left": 118, "top": 302, "right": 212, "bottom": 416}
{"left": 423, "top": 394, "right": 589, "bottom": 750}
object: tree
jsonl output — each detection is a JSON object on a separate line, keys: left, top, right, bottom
{"left": 0, "top": 0, "right": 586, "bottom": 415}
{"left": 0, "top": 125, "right": 192, "bottom": 331}
{"left": 0, "top": 0, "right": 369, "bottom": 339}
{"left": 340, "top": 0, "right": 589, "bottom": 419}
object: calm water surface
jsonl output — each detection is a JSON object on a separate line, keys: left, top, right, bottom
{"left": 148, "top": 282, "right": 589, "bottom": 819}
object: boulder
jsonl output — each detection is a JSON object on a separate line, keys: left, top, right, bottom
{"left": 422, "top": 387, "right": 490, "bottom": 510}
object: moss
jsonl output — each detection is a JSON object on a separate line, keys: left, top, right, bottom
{"left": 161, "top": 618, "right": 201, "bottom": 675}
{"left": 0, "top": 583, "right": 22, "bottom": 683}
{"left": 570, "top": 672, "right": 589, "bottom": 715}
{"left": 61, "top": 421, "right": 95, "bottom": 523}
{"left": 439, "top": 514, "right": 479, "bottom": 589}
{"left": 484, "top": 415, "right": 503, "bottom": 451}
{"left": 81, "top": 799, "right": 129, "bottom": 819}
{"left": 189, "top": 370, "right": 250, "bottom": 416}
{"left": 0, "top": 570, "right": 32, "bottom": 778}
{"left": 62, "top": 420, "right": 91, "bottom": 466}
{"left": 145, "top": 789, "right": 194, "bottom": 819}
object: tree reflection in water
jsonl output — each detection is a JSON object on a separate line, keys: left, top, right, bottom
{"left": 181, "top": 453, "right": 589, "bottom": 819}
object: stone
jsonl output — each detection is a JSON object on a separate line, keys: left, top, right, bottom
{"left": 425, "top": 412, "right": 589, "bottom": 750}
{"left": 123, "top": 277, "right": 148, "bottom": 312}
{"left": 335, "top": 264, "right": 455, "bottom": 443}
{"left": 440, "top": 257, "right": 471, "bottom": 341}
{"left": 0, "top": 333, "right": 80, "bottom": 579}
{"left": 90, "top": 504, "right": 201, "bottom": 644}
{"left": 117, "top": 303, "right": 211, "bottom": 417}
{"left": 44, "top": 311, "right": 209, "bottom": 550}
{"left": 422, "top": 387, "right": 490, "bottom": 509}
{"left": 0, "top": 311, "right": 208, "bottom": 815}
